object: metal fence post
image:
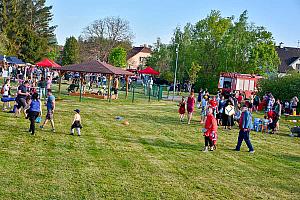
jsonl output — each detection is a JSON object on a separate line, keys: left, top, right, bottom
{"left": 132, "top": 85, "right": 135, "bottom": 103}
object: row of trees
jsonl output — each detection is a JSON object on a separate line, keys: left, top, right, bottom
{"left": 0, "top": 2, "right": 130, "bottom": 67}
{"left": 0, "top": 0, "right": 57, "bottom": 63}
{"left": 147, "top": 10, "right": 280, "bottom": 91}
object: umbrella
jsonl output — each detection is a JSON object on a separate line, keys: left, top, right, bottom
{"left": 36, "top": 58, "right": 61, "bottom": 68}
{"left": 138, "top": 66, "right": 160, "bottom": 75}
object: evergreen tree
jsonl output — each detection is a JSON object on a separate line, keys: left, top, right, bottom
{"left": 62, "top": 36, "right": 80, "bottom": 65}
{"left": 0, "top": 0, "right": 56, "bottom": 62}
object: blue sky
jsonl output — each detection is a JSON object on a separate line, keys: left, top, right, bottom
{"left": 47, "top": 0, "right": 300, "bottom": 47}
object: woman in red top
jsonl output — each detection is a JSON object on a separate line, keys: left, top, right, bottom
{"left": 178, "top": 96, "right": 186, "bottom": 122}
{"left": 187, "top": 91, "right": 195, "bottom": 125}
{"left": 203, "top": 108, "right": 218, "bottom": 152}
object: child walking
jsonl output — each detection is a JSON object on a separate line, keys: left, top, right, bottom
{"left": 262, "top": 115, "right": 271, "bottom": 134}
{"left": 178, "top": 96, "right": 186, "bottom": 122}
{"left": 70, "top": 109, "right": 82, "bottom": 136}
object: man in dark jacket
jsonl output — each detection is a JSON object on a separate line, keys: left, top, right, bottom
{"left": 235, "top": 105, "right": 254, "bottom": 153}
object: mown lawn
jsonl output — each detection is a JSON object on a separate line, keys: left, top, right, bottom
{"left": 0, "top": 88, "right": 299, "bottom": 199}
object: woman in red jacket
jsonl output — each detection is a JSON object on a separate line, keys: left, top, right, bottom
{"left": 203, "top": 108, "right": 218, "bottom": 152}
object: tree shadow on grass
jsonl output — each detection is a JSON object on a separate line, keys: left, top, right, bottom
{"left": 280, "top": 155, "right": 300, "bottom": 163}
{"left": 108, "top": 135, "right": 200, "bottom": 151}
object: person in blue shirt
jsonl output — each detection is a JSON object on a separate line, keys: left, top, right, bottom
{"left": 27, "top": 93, "right": 42, "bottom": 135}
{"left": 40, "top": 89, "right": 56, "bottom": 132}
{"left": 235, "top": 105, "right": 255, "bottom": 153}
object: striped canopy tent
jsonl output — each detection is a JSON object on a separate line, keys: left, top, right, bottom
{"left": 60, "top": 60, "right": 134, "bottom": 101}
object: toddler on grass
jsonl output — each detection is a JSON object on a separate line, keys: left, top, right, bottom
{"left": 70, "top": 109, "right": 82, "bottom": 136}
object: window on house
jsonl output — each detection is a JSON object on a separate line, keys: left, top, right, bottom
{"left": 296, "top": 64, "right": 300, "bottom": 71}
{"left": 139, "top": 57, "right": 146, "bottom": 62}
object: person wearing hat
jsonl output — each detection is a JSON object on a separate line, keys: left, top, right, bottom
{"left": 235, "top": 105, "right": 254, "bottom": 153}
{"left": 70, "top": 109, "right": 82, "bottom": 136}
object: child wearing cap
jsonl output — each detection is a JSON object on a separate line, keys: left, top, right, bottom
{"left": 70, "top": 109, "right": 82, "bottom": 136}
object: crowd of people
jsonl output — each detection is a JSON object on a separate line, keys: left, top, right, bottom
{"left": 178, "top": 88, "right": 299, "bottom": 153}
{"left": 1, "top": 76, "right": 82, "bottom": 136}
{"left": 1, "top": 70, "right": 299, "bottom": 150}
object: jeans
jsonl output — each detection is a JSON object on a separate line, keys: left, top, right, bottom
{"left": 235, "top": 129, "right": 254, "bottom": 151}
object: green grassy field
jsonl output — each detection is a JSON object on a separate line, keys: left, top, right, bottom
{"left": 0, "top": 88, "right": 299, "bottom": 199}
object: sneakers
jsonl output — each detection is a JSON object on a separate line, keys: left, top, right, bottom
{"left": 202, "top": 147, "right": 208, "bottom": 152}
{"left": 52, "top": 129, "right": 56, "bottom": 133}
{"left": 40, "top": 126, "right": 44, "bottom": 129}
{"left": 249, "top": 150, "right": 255, "bottom": 154}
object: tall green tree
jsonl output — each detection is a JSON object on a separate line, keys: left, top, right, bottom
{"left": 146, "top": 38, "right": 172, "bottom": 73}
{"left": 159, "top": 10, "right": 280, "bottom": 91}
{"left": 108, "top": 47, "right": 127, "bottom": 67}
{"left": 0, "top": 0, "right": 56, "bottom": 62}
{"left": 62, "top": 36, "right": 80, "bottom": 65}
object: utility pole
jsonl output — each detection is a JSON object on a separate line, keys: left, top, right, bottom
{"left": 172, "top": 43, "right": 179, "bottom": 101}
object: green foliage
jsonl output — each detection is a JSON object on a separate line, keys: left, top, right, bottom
{"left": 188, "top": 62, "right": 201, "bottom": 84}
{"left": 195, "top": 73, "right": 220, "bottom": 93}
{"left": 0, "top": 0, "right": 56, "bottom": 62}
{"left": 146, "top": 38, "right": 173, "bottom": 80}
{"left": 19, "top": 29, "right": 48, "bottom": 63}
{"left": 160, "top": 71, "right": 174, "bottom": 83}
{"left": 62, "top": 36, "right": 80, "bottom": 65}
{"left": 0, "top": 32, "right": 8, "bottom": 54}
{"left": 46, "top": 46, "right": 61, "bottom": 63}
{"left": 108, "top": 47, "right": 127, "bottom": 67}
{"left": 258, "top": 72, "right": 300, "bottom": 101}
{"left": 249, "top": 41, "right": 281, "bottom": 74}
{"left": 151, "top": 10, "right": 280, "bottom": 92}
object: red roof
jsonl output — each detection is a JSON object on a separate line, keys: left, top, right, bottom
{"left": 36, "top": 59, "right": 61, "bottom": 68}
{"left": 138, "top": 67, "right": 160, "bottom": 75}
{"left": 60, "top": 60, "right": 134, "bottom": 76}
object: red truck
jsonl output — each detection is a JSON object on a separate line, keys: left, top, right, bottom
{"left": 218, "top": 72, "right": 263, "bottom": 98}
